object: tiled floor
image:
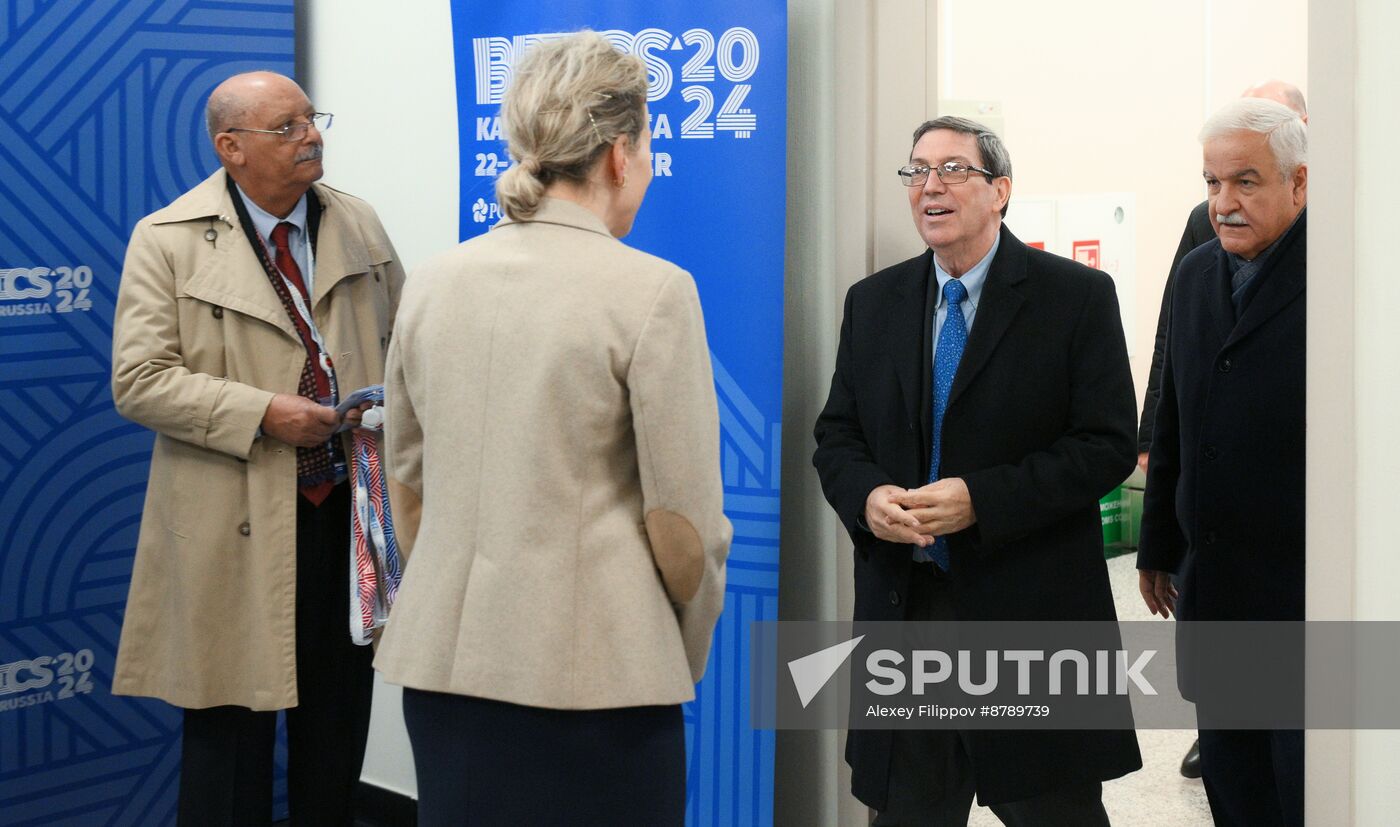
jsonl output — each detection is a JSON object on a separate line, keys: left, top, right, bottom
{"left": 967, "top": 553, "right": 1214, "bottom": 826}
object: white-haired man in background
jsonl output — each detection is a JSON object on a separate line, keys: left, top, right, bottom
{"left": 1136, "top": 79, "right": 1308, "bottom": 783}
{"left": 1137, "top": 97, "right": 1307, "bottom": 826}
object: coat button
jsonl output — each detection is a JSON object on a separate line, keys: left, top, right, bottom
{"left": 212, "top": 306, "right": 224, "bottom": 319}
{"left": 373, "top": 270, "right": 381, "bottom": 282}
{"left": 204, "top": 228, "right": 218, "bottom": 242}
{"left": 238, "top": 522, "right": 251, "bottom": 536}
{"left": 889, "top": 590, "right": 901, "bottom": 606}
{"left": 1203, "top": 445, "right": 1218, "bottom": 460}
{"left": 1218, "top": 358, "right": 1232, "bottom": 373}
{"left": 1204, "top": 531, "right": 1218, "bottom": 545}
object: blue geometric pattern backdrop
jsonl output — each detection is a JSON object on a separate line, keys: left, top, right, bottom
{"left": 0, "top": 2, "right": 294, "bottom": 823}
{"left": 451, "top": 2, "right": 785, "bottom": 824}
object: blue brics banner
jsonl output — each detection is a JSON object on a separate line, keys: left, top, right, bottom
{"left": 451, "top": 2, "right": 785, "bottom": 824}
{"left": 0, "top": 2, "right": 295, "bottom": 823}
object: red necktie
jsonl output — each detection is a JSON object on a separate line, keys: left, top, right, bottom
{"left": 271, "top": 222, "right": 334, "bottom": 505}
{"left": 271, "top": 222, "right": 310, "bottom": 298}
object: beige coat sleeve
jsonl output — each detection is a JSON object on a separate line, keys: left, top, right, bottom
{"left": 111, "top": 221, "right": 273, "bottom": 458}
{"left": 382, "top": 321, "right": 423, "bottom": 561}
{"left": 628, "top": 270, "right": 733, "bottom": 683}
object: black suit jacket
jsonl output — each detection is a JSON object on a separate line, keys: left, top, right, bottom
{"left": 812, "top": 225, "right": 1141, "bottom": 807}
{"left": 1139, "top": 200, "right": 1216, "bottom": 449}
{"left": 1138, "top": 211, "right": 1306, "bottom": 623}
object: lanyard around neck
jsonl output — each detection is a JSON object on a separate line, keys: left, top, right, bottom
{"left": 257, "top": 225, "right": 339, "bottom": 404}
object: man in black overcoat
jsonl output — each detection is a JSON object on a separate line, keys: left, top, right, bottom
{"left": 1135, "top": 79, "right": 1308, "bottom": 784}
{"left": 813, "top": 116, "right": 1141, "bottom": 826}
{"left": 1137, "top": 97, "right": 1308, "bottom": 827}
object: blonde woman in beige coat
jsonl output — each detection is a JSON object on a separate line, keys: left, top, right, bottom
{"left": 375, "top": 32, "right": 732, "bottom": 826}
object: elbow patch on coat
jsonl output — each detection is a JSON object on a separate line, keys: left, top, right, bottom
{"left": 387, "top": 477, "right": 422, "bottom": 562}
{"left": 645, "top": 509, "right": 704, "bottom": 604}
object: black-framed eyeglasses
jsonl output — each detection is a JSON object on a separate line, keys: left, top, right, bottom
{"left": 897, "top": 161, "right": 996, "bottom": 187}
{"left": 223, "top": 112, "right": 333, "bottom": 142}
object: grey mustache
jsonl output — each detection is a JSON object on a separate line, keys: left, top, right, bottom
{"left": 1216, "top": 212, "right": 1247, "bottom": 226}
{"left": 296, "top": 146, "right": 323, "bottom": 163}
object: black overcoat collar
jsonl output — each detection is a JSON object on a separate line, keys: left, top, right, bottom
{"left": 949, "top": 225, "right": 1028, "bottom": 408}
{"left": 888, "top": 225, "right": 1031, "bottom": 454}
{"left": 1226, "top": 208, "right": 1307, "bottom": 350}
{"left": 1202, "top": 208, "right": 1307, "bottom": 348}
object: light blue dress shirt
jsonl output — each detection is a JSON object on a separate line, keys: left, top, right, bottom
{"left": 236, "top": 184, "right": 311, "bottom": 294}
{"left": 930, "top": 232, "right": 1000, "bottom": 363}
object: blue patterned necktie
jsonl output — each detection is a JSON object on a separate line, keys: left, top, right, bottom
{"left": 926, "top": 278, "right": 968, "bottom": 570}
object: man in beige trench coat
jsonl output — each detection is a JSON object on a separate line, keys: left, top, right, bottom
{"left": 109, "top": 71, "right": 404, "bottom": 825}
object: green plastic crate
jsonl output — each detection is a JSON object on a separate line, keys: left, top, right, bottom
{"left": 1099, "top": 485, "right": 1131, "bottom": 558}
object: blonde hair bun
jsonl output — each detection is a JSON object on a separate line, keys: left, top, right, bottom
{"left": 496, "top": 31, "right": 648, "bottom": 220}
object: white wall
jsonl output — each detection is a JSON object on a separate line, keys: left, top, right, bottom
{"left": 302, "top": 0, "right": 463, "bottom": 799}
{"left": 1309, "top": 0, "right": 1400, "bottom": 822}
{"left": 940, "top": 0, "right": 1306, "bottom": 411}
{"left": 302, "top": 2, "right": 460, "bottom": 277}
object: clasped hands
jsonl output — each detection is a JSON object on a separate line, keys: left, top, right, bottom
{"left": 260, "top": 393, "right": 375, "bottom": 448}
{"left": 864, "top": 480, "right": 976, "bottom": 548}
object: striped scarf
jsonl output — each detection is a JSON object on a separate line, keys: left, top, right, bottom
{"left": 348, "top": 392, "right": 402, "bottom": 645}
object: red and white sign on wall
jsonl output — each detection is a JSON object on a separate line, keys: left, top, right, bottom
{"left": 1072, "top": 239, "right": 1101, "bottom": 269}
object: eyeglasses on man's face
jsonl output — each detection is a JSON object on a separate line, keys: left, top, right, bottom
{"left": 897, "top": 161, "right": 996, "bottom": 187}
{"left": 223, "top": 112, "right": 333, "bottom": 142}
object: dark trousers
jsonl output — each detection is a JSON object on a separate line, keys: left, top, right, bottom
{"left": 178, "top": 484, "right": 375, "bottom": 827}
{"left": 872, "top": 565, "right": 1110, "bottom": 827}
{"left": 874, "top": 727, "right": 1108, "bottom": 827}
{"left": 402, "top": 688, "right": 686, "bottom": 827}
{"left": 1198, "top": 728, "right": 1302, "bottom": 827}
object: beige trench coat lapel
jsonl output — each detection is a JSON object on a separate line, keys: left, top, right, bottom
{"left": 152, "top": 173, "right": 301, "bottom": 341}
